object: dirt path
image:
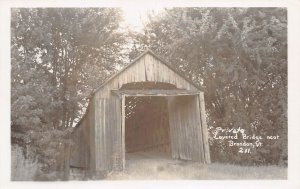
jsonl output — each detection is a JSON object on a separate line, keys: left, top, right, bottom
{"left": 105, "top": 152, "right": 287, "bottom": 180}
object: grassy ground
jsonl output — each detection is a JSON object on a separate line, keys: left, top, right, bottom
{"left": 105, "top": 152, "right": 287, "bottom": 180}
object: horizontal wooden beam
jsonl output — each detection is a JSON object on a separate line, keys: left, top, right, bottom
{"left": 111, "top": 89, "right": 201, "bottom": 96}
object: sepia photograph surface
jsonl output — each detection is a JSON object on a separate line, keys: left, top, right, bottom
{"left": 10, "top": 6, "right": 288, "bottom": 181}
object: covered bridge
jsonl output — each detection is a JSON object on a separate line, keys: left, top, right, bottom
{"left": 70, "top": 49, "right": 211, "bottom": 178}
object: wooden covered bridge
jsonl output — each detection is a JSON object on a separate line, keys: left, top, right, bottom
{"left": 69, "top": 49, "right": 211, "bottom": 179}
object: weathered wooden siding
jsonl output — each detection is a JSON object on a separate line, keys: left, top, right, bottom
{"left": 168, "top": 95, "right": 206, "bottom": 162}
{"left": 94, "top": 96, "right": 122, "bottom": 173}
{"left": 70, "top": 110, "right": 90, "bottom": 169}
{"left": 95, "top": 54, "right": 197, "bottom": 99}
{"left": 111, "top": 95, "right": 123, "bottom": 170}
{"left": 56, "top": 143, "right": 71, "bottom": 180}
{"left": 70, "top": 97, "right": 96, "bottom": 177}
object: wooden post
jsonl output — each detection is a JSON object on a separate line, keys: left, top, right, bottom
{"left": 199, "top": 92, "right": 211, "bottom": 164}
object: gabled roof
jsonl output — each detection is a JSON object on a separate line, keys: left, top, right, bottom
{"left": 75, "top": 49, "right": 202, "bottom": 128}
{"left": 91, "top": 49, "right": 202, "bottom": 96}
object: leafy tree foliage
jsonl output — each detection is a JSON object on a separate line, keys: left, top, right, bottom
{"left": 11, "top": 8, "right": 128, "bottom": 178}
{"left": 131, "top": 8, "right": 287, "bottom": 165}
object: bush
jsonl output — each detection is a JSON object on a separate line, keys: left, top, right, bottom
{"left": 11, "top": 145, "right": 40, "bottom": 181}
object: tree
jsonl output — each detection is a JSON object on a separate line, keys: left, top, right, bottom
{"left": 11, "top": 8, "right": 128, "bottom": 179}
{"left": 131, "top": 8, "right": 287, "bottom": 165}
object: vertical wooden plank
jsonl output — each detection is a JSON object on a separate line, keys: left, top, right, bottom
{"left": 152, "top": 55, "right": 156, "bottom": 81}
{"left": 97, "top": 98, "right": 101, "bottom": 171}
{"left": 195, "top": 96, "right": 203, "bottom": 162}
{"left": 111, "top": 97, "right": 117, "bottom": 170}
{"left": 147, "top": 54, "right": 151, "bottom": 81}
{"left": 168, "top": 96, "right": 182, "bottom": 159}
{"left": 186, "top": 97, "right": 193, "bottom": 159}
{"left": 105, "top": 95, "right": 122, "bottom": 171}
{"left": 110, "top": 99, "right": 114, "bottom": 170}
{"left": 106, "top": 100, "right": 110, "bottom": 171}
{"left": 109, "top": 100, "right": 114, "bottom": 170}
{"left": 116, "top": 96, "right": 122, "bottom": 170}
{"left": 178, "top": 97, "right": 186, "bottom": 159}
{"left": 106, "top": 99, "right": 112, "bottom": 171}
{"left": 184, "top": 96, "right": 194, "bottom": 161}
{"left": 101, "top": 99, "right": 105, "bottom": 171}
{"left": 194, "top": 95, "right": 205, "bottom": 162}
{"left": 167, "top": 97, "right": 175, "bottom": 158}
{"left": 110, "top": 98, "right": 115, "bottom": 170}
{"left": 140, "top": 58, "right": 145, "bottom": 81}
{"left": 188, "top": 96, "right": 196, "bottom": 161}
{"left": 84, "top": 107, "right": 90, "bottom": 176}
{"left": 144, "top": 55, "right": 148, "bottom": 81}
{"left": 103, "top": 100, "right": 108, "bottom": 171}
{"left": 149, "top": 54, "right": 153, "bottom": 81}
{"left": 170, "top": 97, "right": 179, "bottom": 159}
{"left": 174, "top": 97, "right": 181, "bottom": 159}
{"left": 176, "top": 97, "right": 184, "bottom": 160}
{"left": 97, "top": 99, "right": 101, "bottom": 171}
{"left": 63, "top": 143, "right": 70, "bottom": 180}
{"left": 199, "top": 92, "right": 211, "bottom": 164}
{"left": 103, "top": 99, "right": 108, "bottom": 171}
{"left": 89, "top": 97, "right": 96, "bottom": 176}
{"left": 100, "top": 99, "right": 106, "bottom": 171}
{"left": 158, "top": 59, "right": 161, "bottom": 82}
{"left": 110, "top": 98, "right": 114, "bottom": 169}
{"left": 181, "top": 96, "right": 192, "bottom": 160}
{"left": 121, "top": 95, "right": 126, "bottom": 169}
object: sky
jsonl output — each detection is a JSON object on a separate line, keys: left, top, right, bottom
{"left": 120, "top": 6, "right": 164, "bottom": 32}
